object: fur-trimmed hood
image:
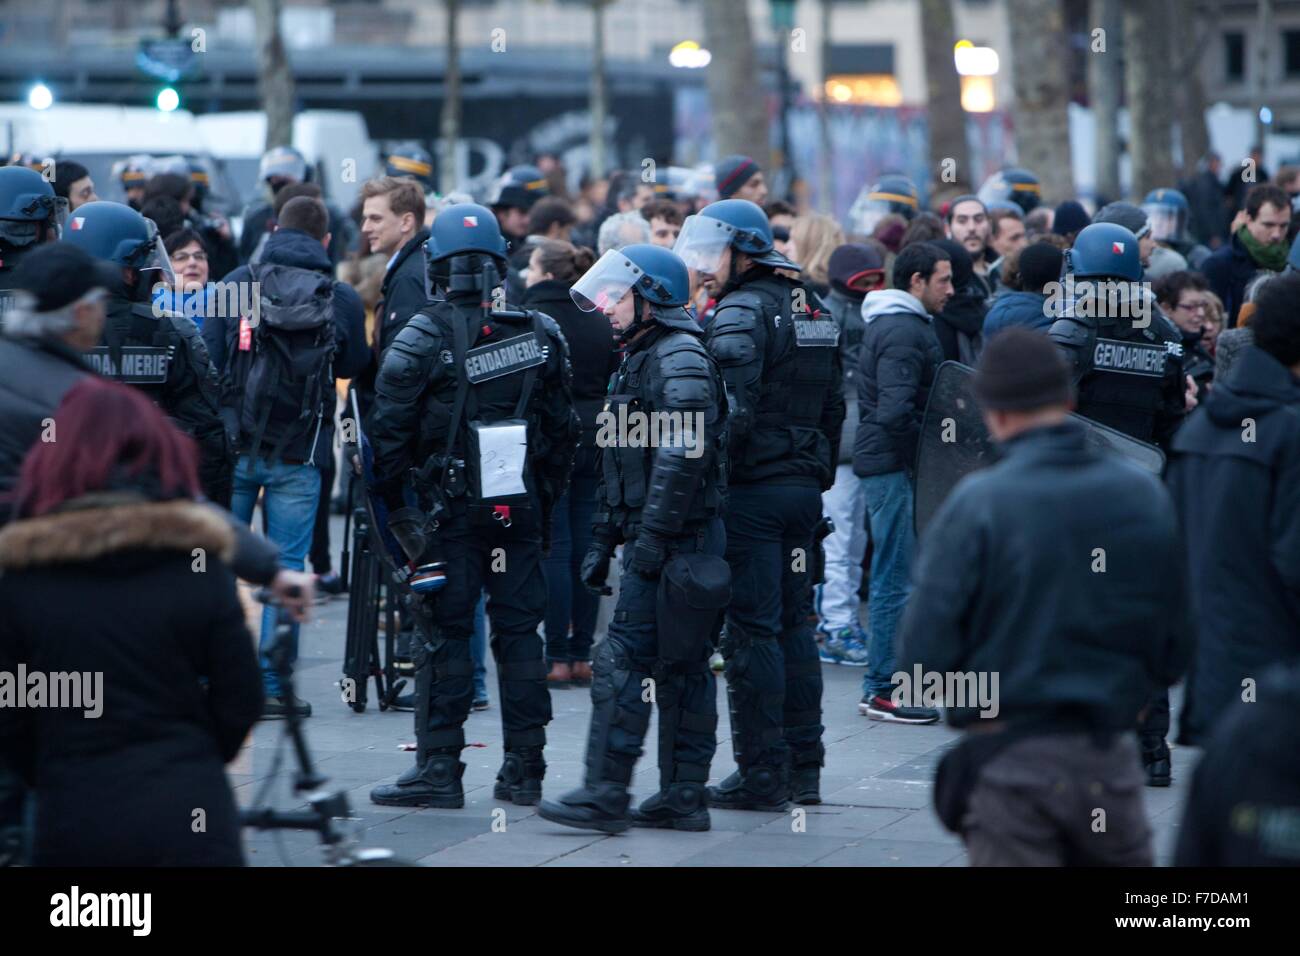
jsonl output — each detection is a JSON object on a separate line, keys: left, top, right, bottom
{"left": 0, "top": 498, "right": 236, "bottom": 570}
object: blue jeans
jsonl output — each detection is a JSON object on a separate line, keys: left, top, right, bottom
{"left": 231, "top": 456, "right": 321, "bottom": 697}
{"left": 542, "top": 445, "right": 602, "bottom": 663}
{"left": 472, "top": 593, "right": 487, "bottom": 701}
{"left": 860, "top": 471, "right": 915, "bottom": 698}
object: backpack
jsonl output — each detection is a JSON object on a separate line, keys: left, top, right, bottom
{"left": 228, "top": 262, "right": 337, "bottom": 463}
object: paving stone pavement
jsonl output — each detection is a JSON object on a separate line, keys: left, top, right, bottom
{"left": 235, "top": 519, "right": 1197, "bottom": 867}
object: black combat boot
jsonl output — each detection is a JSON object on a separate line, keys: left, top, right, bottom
{"left": 789, "top": 741, "right": 825, "bottom": 805}
{"left": 1142, "top": 740, "right": 1171, "bottom": 788}
{"left": 370, "top": 750, "right": 465, "bottom": 808}
{"left": 493, "top": 747, "right": 546, "bottom": 806}
{"left": 630, "top": 782, "right": 710, "bottom": 831}
{"left": 708, "top": 765, "right": 790, "bottom": 812}
{"left": 538, "top": 758, "right": 634, "bottom": 833}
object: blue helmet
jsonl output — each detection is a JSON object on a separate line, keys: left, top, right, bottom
{"left": 488, "top": 165, "right": 549, "bottom": 211}
{"left": 1141, "top": 188, "right": 1190, "bottom": 244}
{"left": 62, "top": 201, "right": 174, "bottom": 282}
{"left": 424, "top": 203, "right": 507, "bottom": 264}
{"left": 1067, "top": 222, "right": 1142, "bottom": 282}
{"left": 386, "top": 142, "right": 435, "bottom": 190}
{"left": 848, "top": 174, "right": 920, "bottom": 234}
{"left": 571, "top": 243, "right": 691, "bottom": 312}
{"left": 978, "top": 167, "right": 1041, "bottom": 214}
{"left": 0, "top": 165, "right": 66, "bottom": 248}
{"left": 677, "top": 198, "right": 798, "bottom": 273}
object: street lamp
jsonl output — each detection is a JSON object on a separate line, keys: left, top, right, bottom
{"left": 670, "top": 40, "right": 712, "bottom": 69}
{"left": 28, "top": 83, "right": 54, "bottom": 110}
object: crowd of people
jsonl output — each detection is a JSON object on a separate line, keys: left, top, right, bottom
{"left": 0, "top": 137, "right": 1297, "bottom": 867}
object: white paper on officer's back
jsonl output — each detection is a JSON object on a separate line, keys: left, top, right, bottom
{"left": 478, "top": 423, "right": 528, "bottom": 498}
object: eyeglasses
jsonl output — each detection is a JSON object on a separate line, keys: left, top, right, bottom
{"left": 171, "top": 250, "right": 208, "bottom": 264}
{"left": 1174, "top": 300, "right": 1207, "bottom": 313}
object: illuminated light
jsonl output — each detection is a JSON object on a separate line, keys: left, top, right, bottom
{"left": 954, "top": 39, "right": 974, "bottom": 50}
{"left": 954, "top": 44, "right": 1000, "bottom": 76}
{"left": 670, "top": 40, "right": 712, "bottom": 69}
{"left": 156, "top": 87, "right": 180, "bottom": 112}
{"left": 28, "top": 83, "right": 54, "bottom": 110}
{"left": 823, "top": 74, "right": 902, "bottom": 107}
{"left": 1260, "top": 106, "right": 1273, "bottom": 125}
{"left": 960, "top": 75, "right": 996, "bottom": 113}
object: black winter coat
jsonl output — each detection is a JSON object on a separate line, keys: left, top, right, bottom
{"left": 374, "top": 228, "right": 432, "bottom": 360}
{"left": 521, "top": 279, "right": 618, "bottom": 446}
{"left": 898, "top": 421, "right": 1192, "bottom": 731}
{"left": 1167, "top": 345, "right": 1300, "bottom": 745}
{"left": 852, "top": 290, "right": 945, "bottom": 477}
{"left": 933, "top": 285, "right": 987, "bottom": 365}
{"left": 0, "top": 498, "right": 263, "bottom": 865}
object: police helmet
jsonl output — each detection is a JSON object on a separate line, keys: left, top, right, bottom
{"left": 675, "top": 198, "right": 799, "bottom": 274}
{"left": 571, "top": 243, "right": 691, "bottom": 313}
{"left": 848, "top": 174, "right": 921, "bottom": 234}
{"left": 260, "top": 145, "right": 309, "bottom": 186}
{"left": 0, "top": 165, "right": 67, "bottom": 248}
{"left": 488, "top": 165, "right": 549, "bottom": 211}
{"left": 385, "top": 142, "right": 436, "bottom": 191}
{"left": 1141, "top": 188, "right": 1190, "bottom": 244}
{"left": 1067, "top": 222, "right": 1143, "bottom": 282}
{"left": 424, "top": 202, "right": 507, "bottom": 264}
{"left": 978, "top": 167, "right": 1042, "bottom": 214}
{"left": 62, "top": 201, "right": 176, "bottom": 285}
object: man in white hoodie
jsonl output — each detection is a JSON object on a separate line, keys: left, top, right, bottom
{"left": 851, "top": 241, "right": 951, "bottom": 722}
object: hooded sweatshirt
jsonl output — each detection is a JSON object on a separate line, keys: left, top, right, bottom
{"left": 852, "top": 288, "right": 945, "bottom": 477}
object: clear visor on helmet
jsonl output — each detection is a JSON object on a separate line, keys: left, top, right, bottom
{"left": 570, "top": 249, "right": 644, "bottom": 312}
{"left": 672, "top": 214, "right": 735, "bottom": 275}
{"left": 1141, "top": 203, "right": 1186, "bottom": 243}
{"left": 848, "top": 196, "right": 894, "bottom": 236}
{"left": 135, "top": 231, "right": 177, "bottom": 286}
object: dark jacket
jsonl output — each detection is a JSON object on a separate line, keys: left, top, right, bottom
{"left": 852, "top": 289, "right": 945, "bottom": 477}
{"left": 1166, "top": 346, "right": 1300, "bottom": 745}
{"left": 1175, "top": 663, "right": 1300, "bottom": 866}
{"left": 0, "top": 336, "right": 90, "bottom": 523}
{"left": 933, "top": 285, "right": 987, "bottom": 365}
{"left": 825, "top": 287, "right": 866, "bottom": 465}
{"left": 982, "top": 290, "right": 1053, "bottom": 339}
{"left": 209, "top": 228, "right": 371, "bottom": 469}
{"left": 0, "top": 335, "right": 279, "bottom": 580}
{"left": 239, "top": 198, "right": 356, "bottom": 267}
{"left": 0, "top": 498, "right": 263, "bottom": 865}
{"left": 898, "top": 420, "right": 1192, "bottom": 731}
{"left": 1181, "top": 169, "right": 1227, "bottom": 247}
{"left": 1201, "top": 231, "right": 1265, "bottom": 328}
{"left": 521, "top": 279, "right": 618, "bottom": 447}
{"left": 374, "top": 228, "right": 432, "bottom": 359}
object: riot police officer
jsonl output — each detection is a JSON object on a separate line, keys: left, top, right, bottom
{"left": 1142, "top": 188, "right": 1213, "bottom": 272}
{"left": 0, "top": 165, "right": 65, "bottom": 325}
{"left": 847, "top": 173, "right": 920, "bottom": 236}
{"left": 1049, "top": 221, "right": 1187, "bottom": 451}
{"left": 489, "top": 164, "right": 551, "bottom": 302}
{"left": 680, "top": 199, "right": 846, "bottom": 809}
{"left": 61, "top": 201, "right": 232, "bottom": 506}
{"left": 537, "top": 243, "right": 730, "bottom": 833}
{"left": 368, "top": 204, "right": 579, "bottom": 809}
{"left": 1049, "top": 221, "right": 1188, "bottom": 787}
{"left": 384, "top": 142, "right": 436, "bottom": 192}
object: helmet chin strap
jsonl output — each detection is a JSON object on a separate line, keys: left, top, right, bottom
{"left": 618, "top": 292, "right": 651, "bottom": 344}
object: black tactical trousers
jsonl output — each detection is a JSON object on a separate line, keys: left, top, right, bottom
{"left": 412, "top": 515, "right": 551, "bottom": 754}
{"left": 1138, "top": 689, "right": 1170, "bottom": 753}
{"left": 722, "top": 483, "right": 826, "bottom": 772}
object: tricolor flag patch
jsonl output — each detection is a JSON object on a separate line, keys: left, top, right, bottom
{"left": 70, "top": 217, "right": 85, "bottom": 231}
{"left": 463, "top": 215, "right": 478, "bottom": 227}
{"left": 1112, "top": 241, "right": 1125, "bottom": 254}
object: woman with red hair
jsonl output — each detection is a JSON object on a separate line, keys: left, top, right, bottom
{"left": 0, "top": 378, "right": 262, "bottom": 866}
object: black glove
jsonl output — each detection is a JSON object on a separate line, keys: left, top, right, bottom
{"left": 628, "top": 530, "right": 671, "bottom": 580}
{"left": 580, "top": 542, "right": 614, "bottom": 595}
{"left": 387, "top": 506, "right": 432, "bottom": 563}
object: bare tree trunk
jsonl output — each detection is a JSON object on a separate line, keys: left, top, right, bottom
{"left": 1124, "top": 0, "right": 1177, "bottom": 197}
{"left": 250, "top": 0, "right": 294, "bottom": 150}
{"left": 1088, "top": 0, "right": 1121, "bottom": 202}
{"left": 1006, "top": 0, "right": 1074, "bottom": 204}
{"left": 817, "top": 0, "right": 832, "bottom": 213}
{"left": 589, "top": 1, "right": 609, "bottom": 180}
{"left": 439, "top": 0, "right": 461, "bottom": 194}
{"left": 1174, "top": 0, "right": 1212, "bottom": 177}
{"left": 920, "top": 0, "right": 970, "bottom": 192}
{"left": 702, "top": 0, "right": 769, "bottom": 165}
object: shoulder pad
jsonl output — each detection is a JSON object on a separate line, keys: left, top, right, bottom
{"left": 709, "top": 303, "right": 760, "bottom": 336}
{"left": 391, "top": 311, "right": 444, "bottom": 353}
{"left": 376, "top": 335, "right": 435, "bottom": 402}
{"left": 656, "top": 332, "right": 711, "bottom": 372}
{"left": 1047, "top": 315, "right": 1091, "bottom": 349}
{"left": 167, "top": 314, "right": 203, "bottom": 341}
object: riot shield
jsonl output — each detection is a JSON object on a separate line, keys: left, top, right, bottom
{"left": 913, "top": 361, "right": 1166, "bottom": 537}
